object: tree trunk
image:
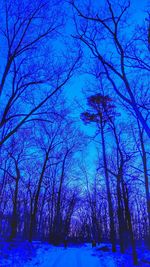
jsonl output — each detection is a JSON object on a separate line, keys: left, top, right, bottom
{"left": 117, "top": 167, "right": 125, "bottom": 253}
{"left": 53, "top": 150, "right": 69, "bottom": 244}
{"left": 100, "top": 122, "right": 116, "bottom": 252}
{"left": 10, "top": 162, "right": 20, "bottom": 240}
{"left": 29, "top": 150, "right": 49, "bottom": 242}
{"left": 122, "top": 182, "right": 138, "bottom": 265}
{"left": 138, "top": 121, "right": 150, "bottom": 245}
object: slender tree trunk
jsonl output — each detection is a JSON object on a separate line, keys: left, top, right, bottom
{"left": 138, "top": 122, "right": 150, "bottom": 245}
{"left": 29, "top": 150, "right": 49, "bottom": 242}
{"left": 110, "top": 121, "right": 127, "bottom": 253}
{"left": 100, "top": 122, "right": 116, "bottom": 252}
{"left": 53, "top": 149, "right": 69, "bottom": 244}
{"left": 38, "top": 188, "right": 47, "bottom": 237}
{"left": 122, "top": 182, "right": 138, "bottom": 265}
{"left": 10, "top": 162, "right": 20, "bottom": 240}
{"left": 117, "top": 167, "right": 125, "bottom": 253}
{"left": 49, "top": 180, "right": 55, "bottom": 242}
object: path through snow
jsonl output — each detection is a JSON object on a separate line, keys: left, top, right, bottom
{"left": 1, "top": 242, "right": 150, "bottom": 266}
{"left": 19, "top": 243, "right": 150, "bottom": 267}
{"left": 25, "top": 244, "right": 101, "bottom": 267}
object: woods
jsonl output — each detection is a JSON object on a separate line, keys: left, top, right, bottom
{"left": 0, "top": 0, "right": 149, "bottom": 266}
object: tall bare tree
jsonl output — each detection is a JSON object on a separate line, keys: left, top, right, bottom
{"left": 0, "top": 0, "right": 81, "bottom": 146}
{"left": 71, "top": 0, "right": 150, "bottom": 138}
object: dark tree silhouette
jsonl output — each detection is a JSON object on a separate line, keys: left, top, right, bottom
{"left": 81, "top": 94, "right": 116, "bottom": 252}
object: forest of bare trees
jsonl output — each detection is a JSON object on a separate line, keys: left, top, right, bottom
{"left": 0, "top": 0, "right": 149, "bottom": 266}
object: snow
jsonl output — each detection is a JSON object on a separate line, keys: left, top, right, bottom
{"left": 0, "top": 241, "right": 150, "bottom": 267}
{"left": 20, "top": 243, "right": 101, "bottom": 267}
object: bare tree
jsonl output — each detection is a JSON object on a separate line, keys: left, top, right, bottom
{"left": 0, "top": 0, "right": 81, "bottom": 146}
{"left": 71, "top": 0, "right": 150, "bottom": 138}
{"left": 81, "top": 94, "right": 117, "bottom": 252}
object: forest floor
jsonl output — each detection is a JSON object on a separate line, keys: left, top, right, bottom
{"left": 0, "top": 241, "right": 150, "bottom": 267}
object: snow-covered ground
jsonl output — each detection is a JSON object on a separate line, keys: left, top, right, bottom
{"left": 0, "top": 241, "right": 150, "bottom": 267}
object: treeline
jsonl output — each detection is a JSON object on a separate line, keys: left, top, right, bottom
{"left": 69, "top": 0, "right": 150, "bottom": 265}
{"left": 74, "top": 94, "right": 149, "bottom": 265}
{"left": 0, "top": 105, "right": 83, "bottom": 243}
{"left": 0, "top": 0, "right": 82, "bottom": 244}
